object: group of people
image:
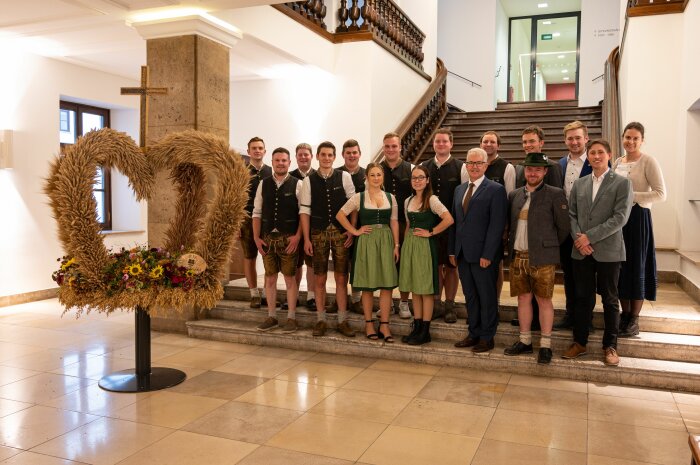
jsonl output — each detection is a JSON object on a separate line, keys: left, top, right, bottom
{"left": 238, "top": 120, "right": 666, "bottom": 366}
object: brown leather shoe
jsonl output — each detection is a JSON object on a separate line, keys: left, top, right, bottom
{"left": 472, "top": 339, "right": 494, "bottom": 353}
{"left": 312, "top": 320, "right": 327, "bottom": 337}
{"left": 604, "top": 347, "right": 620, "bottom": 366}
{"left": 454, "top": 336, "right": 479, "bottom": 348}
{"left": 561, "top": 342, "right": 587, "bottom": 359}
{"left": 250, "top": 296, "right": 261, "bottom": 309}
{"left": 337, "top": 320, "right": 355, "bottom": 338}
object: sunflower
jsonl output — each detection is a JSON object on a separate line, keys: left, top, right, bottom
{"left": 128, "top": 263, "right": 143, "bottom": 276}
{"left": 149, "top": 265, "right": 164, "bottom": 279}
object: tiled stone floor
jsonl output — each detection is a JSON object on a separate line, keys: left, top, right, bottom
{"left": 0, "top": 297, "right": 698, "bottom": 465}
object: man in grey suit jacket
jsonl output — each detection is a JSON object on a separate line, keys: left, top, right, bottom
{"left": 504, "top": 153, "right": 570, "bottom": 364}
{"left": 562, "top": 140, "right": 633, "bottom": 366}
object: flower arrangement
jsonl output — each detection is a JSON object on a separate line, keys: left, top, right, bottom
{"left": 52, "top": 246, "right": 205, "bottom": 297}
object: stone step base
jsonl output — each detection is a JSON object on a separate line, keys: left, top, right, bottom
{"left": 223, "top": 285, "right": 700, "bottom": 336}
{"left": 186, "top": 317, "right": 700, "bottom": 393}
{"left": 209, "top": 301, "right": 700, "bottom": 363}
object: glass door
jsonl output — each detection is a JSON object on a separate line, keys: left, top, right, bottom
{"left": 508, "top": 13, "right": 580, "bottom": 102}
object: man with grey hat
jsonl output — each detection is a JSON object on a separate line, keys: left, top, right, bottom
{"left": 504, "top": 153, "right": 570, "bottom": 364}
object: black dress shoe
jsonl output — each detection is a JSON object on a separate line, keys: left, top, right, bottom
{"left": 306, "top": 298, "right": 316, "bottom": 311}
{"left": 454, "top": 336, "right": 479, "bottom": 348}
{"left": 537, "top": 347, "right": 553, "bottom": 364}
{"left": 504, "top": 341, "right": 533, "bottom": 356}
{"left": 472, "top": 339, "right": 494, "bottom": 353}
{"left": 281, "top": 300, "right": 300, "bottom": 311}
{"left": 511, "top": 318, "right": 519, "bottom": 327}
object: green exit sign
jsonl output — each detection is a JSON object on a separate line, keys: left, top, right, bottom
{"left": 541, "top": 33, "right": 553, "bottom": 40}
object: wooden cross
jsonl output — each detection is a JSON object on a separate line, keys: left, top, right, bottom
{"left": 121, "top": 66, "right": 167, "bottom": 148}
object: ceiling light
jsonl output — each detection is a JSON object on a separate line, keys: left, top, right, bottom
{"left": 563, "top": 77, "right": 570, "bottom": 81}
{"left": 562, "top": 69, "right": 569, "bottom": 73}
{"left": 553, "top": 32, "right": 561, "bottom": 37}
{"left": 543, "top": 21, "right": 552, "bottom": 25}
{"left": 558, "top": 54, "right": 565, "bottom": 59}
{"left": 538, "top": 3, "right": 548, "bottom": 7}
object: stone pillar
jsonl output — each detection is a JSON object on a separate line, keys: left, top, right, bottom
{"left": 131, "top": 15, "right": 243, "bottom": 332}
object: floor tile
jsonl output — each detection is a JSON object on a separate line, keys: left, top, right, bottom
{"left": 236, "top": 446, "right": 353, "bottom": 465}
{"left": 1, "top": 348, "right": 99, "bottom": 372}
{"left": 183, "top": 401, "right": 303, "bottom": 444}
{"left": 41, "top": 382, "right": 151, "bottom": 416}
{"left": 588, "top": 383, "right": 675, "bottom": 402}
{"left": 108, "top": 342, "right": 186, "bottom": 361}
{"left": 359, "top": 425, "right": 480, "bottom": 465}
{"left": 588, "top": 420, "right": 690, "bottom": 464}
{"left": 677, "top": 402, "right": 700, "bottom": 433}
{"left": 150, "top": 333, "right": 205, "bottom": 348}
{"left": 0, "top": 342, "right": 45, "bottom": 363}
{"left": 368, "top": 359, "right": 440, "bottom": 376}
{"left": 156, "top": 347, "right": 240, "bottom": 369}
{"left": 195, "top": 340, "right": 260, "bottom": 354}
{"left": 0, "top": 366, "right": 40, "bottom": 387}
{"left": 236, "top": 379, "right": 335, "bottom": 411}
{"left": 0, "top": 445, "right": 20, "bottom": 461}
{"left": 275, "top": 361, "right": 363, "bottom": 387}
{"left": 0, "top": 405, "right": 97, "bottom": 449}
{"left": 169, "top": 371, "right": 265, "bottom": 400}
{"left": 0, "top": 373, "right": 92, "bottom": 404}
{"left": 0, "top": 451, "right": 87, "bottom": 464}
{"left": 213, "top": 354, "right": 302, "bottom": 378}
{"left": 391, "top": 398, "right": 494, "bottom": 437}
{"left": 588, "top": 393, "right": 685, "bottom": 431}
{"left": 674, "top": 391, "right": 700, "bottom": 406}
{"left": 111, "top": 391, "right": 227, "bottom": 428}
{"left": 498, "top": 384, "right": 588, "bottom": 419}
{"left": 53, "top": 355, "right": 136, "bottom": 381}
{"left": 30, "top": 417, "right": 173, "bottom": 465}
{"left": 434, "top": 366, "right": 511, "bottom": 384}
{"left": 342, "top": 369, "right": 432, "bottom": 398}
{"left": 508, "top": 373, "right": 588, "bottom": 393}
{"left": 417, "top": 376, "right": 507, "bottom": 408}
{"left": 484, "top": 409, "right": 587, "bottom": 453}
{"left": 309, "top": 388, "right": 411, "bottom": 424}
{"left": 471, "top": 439, "right": 586, "bottom": 465}
{"left": 248, "top": 346, "right": 316, "bottom": 360}
{"left": 587, "top": 455, "right": 659, "bottom": 465}
{"left": 115, "top": 430, "right": 258, "bottom": 465}
{"left": 307, "top": 352, "right": 376, "bottom": 368}
{"left": 267, "top": 413, "right": 386, "bottom": 461}
{"left": 0, "top": 398, "right": 33, "bottom": 418}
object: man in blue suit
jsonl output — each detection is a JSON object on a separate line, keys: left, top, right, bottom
{"left": 450, "top": 148, "right": 508, "bottom": 353}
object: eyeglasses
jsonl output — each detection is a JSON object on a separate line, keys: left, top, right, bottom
{"left": 465, "top": 161, "right": 487, "bottom": 166}
{"left": 410, "top": 176, "right": 427, "bottom": 181}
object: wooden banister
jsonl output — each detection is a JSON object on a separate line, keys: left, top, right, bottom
{"left": 602, "top": 46, "right": 622, "bottom": 159}
{"left": 374, "top": 58, "right": 447, "bottom": 163}
{"left": 627, "top": 0, "right": 690, "bottom": 16}
{"left": 690, "top": 434, "right": 700, "bottom": 465}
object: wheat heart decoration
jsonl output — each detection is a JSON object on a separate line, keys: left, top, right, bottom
{"left": 45, "top": 128, "right": 249, "bottom": 316}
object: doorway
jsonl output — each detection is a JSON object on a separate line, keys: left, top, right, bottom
{"left": 508, "top": 12, "right": 581, "bottom": 102}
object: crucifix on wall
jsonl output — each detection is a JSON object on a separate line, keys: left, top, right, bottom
{"left": 121, "top": 66, "right": 167, "bottom": 148}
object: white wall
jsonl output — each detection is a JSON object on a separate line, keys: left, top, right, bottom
{"left": 494, "top": 0, "right": 509, "bottom": 104}
{"left": 0, "top": 50, "right": 144, "bottom": 297}
{"left": 579, "top": 0, "right": 621, "bottom": 106}
{"left": 438, "top": 0, "right": 497, "bottom": 111}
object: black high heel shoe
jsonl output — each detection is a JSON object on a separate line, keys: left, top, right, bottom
{"left": 378, "top": 321, "right": 394, "bottom": 343}
{"left": 365, "top": 320, "right": 379, "bottom": 340}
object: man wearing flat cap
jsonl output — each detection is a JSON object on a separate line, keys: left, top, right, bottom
{"left": 503, "top": 153, "right": 570, "bottom": 364}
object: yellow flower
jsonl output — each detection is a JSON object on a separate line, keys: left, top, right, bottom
{"left": 149, "top": 265, "right": 164, "bottom": 279}
{"left": 68, "top": 276, "right": 76, "bottom": 287}
{"left": 186, "top": 269, "right": 196, "bottom": 277}
{"left": 61, "top": 257, "right": 76, "bottom": 271}
{"left": 128, "top": 263, "right": 143, "bottom": 276}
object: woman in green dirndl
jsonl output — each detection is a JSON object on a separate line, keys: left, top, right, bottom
{"left": 400, "top": 165, "right": 454, "bottom": 345}
{"left": 336, "top": 163, "right": 399, "bottom": 341}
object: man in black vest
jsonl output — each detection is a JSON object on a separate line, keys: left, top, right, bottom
{"left": 241, "top": 137, "right": 272, "bottom": 309}
{"left": 290, "top": 143, "right": 316, "bottom": 311}
{"left": 381, "top": 132, "right": 414, "bottom": 318}
{"left": 481, "top": 130, "right": 516, "bottom": 302}
{"left": 300, "top": 141, "right": 356, "bottom": 338}
{"left": 421, "top": 128, "right": 468, "bottom": 323}
{"left": 252, "top": 148, "right": 302, "bottom": 333}
{"left": 338, "top": 139, "right": 365, "bottom": 314}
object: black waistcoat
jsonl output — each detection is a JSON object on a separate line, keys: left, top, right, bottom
{"left": 309, "top": 170, "right": 348, "bottom": 231}
{"left": 339, "top": 166, "right": 366, "bottom": 193}
{"left": 381, "top": 160, "right": 412, "bottom": 221}
{"left": 261, "top": 176, "right": 299, "bottom": 236}
{"left": 246, "top": 163, "right": 272, "bottom": 214}
{"left": 485, "top": 156, "right": 508, "bottom": 187}
{"left": 421, "top": 157, "right": 463, "bottom": 209}
{"left": 290, "top": 167, "right": 315, "bottom": 180}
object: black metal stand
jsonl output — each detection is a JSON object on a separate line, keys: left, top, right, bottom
{"left": 99, "top": 306, "right": 186, "bottom": 392}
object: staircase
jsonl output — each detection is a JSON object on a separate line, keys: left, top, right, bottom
{"left": 417, "top": 100, "right": 603, "bottom": 165}
{"left": 186, "top": 281, "right": 700, "bottom": 393}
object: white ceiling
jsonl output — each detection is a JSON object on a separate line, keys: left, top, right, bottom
{"left": 0, "top": 0, "right": 298, "bottom": 82}
{"left": 499, "top": 0, "right": 581, "bottom": 18}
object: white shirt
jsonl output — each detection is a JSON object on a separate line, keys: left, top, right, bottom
{"left": 514, "top": 194, "right": 531, "bottom": 252}
{"left": 252, "top": 174, "right": 301, "bottom": 218}
{"left": 340, "top": 192, "right": 398, "bottom": 221}
{"left": 460, "top": 175, "right": 485, "bottom": 205}
{"left": 299, "top": 169, "right": 355, "bottom": 216}
{"left": 592, "top": 168, "right": 610, "bottom": 202}
{"left": 404, "top": 195, "right": 448, "bottom": 221}
{"left": 564, "top": 152, "right": 587, "bottom": 199}
{"left": 434, "top": 154, "right": 469, "bottom": 184}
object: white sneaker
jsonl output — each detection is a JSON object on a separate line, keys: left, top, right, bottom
{"left": 398, "top": 301, "right": 411, "bottom": 319}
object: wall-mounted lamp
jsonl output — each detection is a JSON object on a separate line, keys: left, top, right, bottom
{"left": 0, "top": 130, "right": 12, "bottom": 169}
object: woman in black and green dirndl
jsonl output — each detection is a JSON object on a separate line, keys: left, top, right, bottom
{"left": 399, "top": 165, "right": 454, "bottom": 345}
{"left": 336, "top": 163, "right": 399, "bottom": 341}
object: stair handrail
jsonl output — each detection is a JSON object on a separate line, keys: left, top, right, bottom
{"left": 447, "top": 70, "right": 482, "bottom": 88}
{"left": 374, "top": 58, "right": 448, "bottom": 164}
{"left": 602, "top": 46, "right": 622, "bottom": 159}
